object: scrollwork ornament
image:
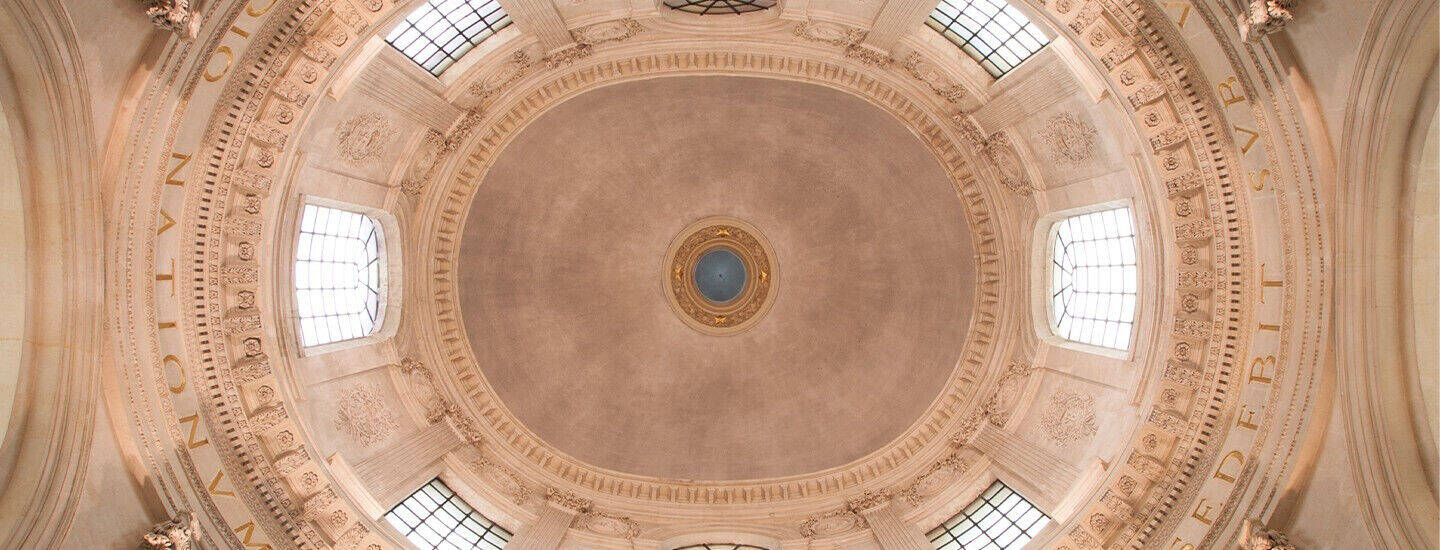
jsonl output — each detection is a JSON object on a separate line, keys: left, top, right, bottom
{"left": 798, "top": 508, "right": 866, "bottom": 538}
{"left": 334, "top": 383, "right": 399, "bottom": 447}
{"left": 1040, "top": 390, "right": 1099, "bottom": 446}
{"left": 142, "top": 512, "right": 200, "bottom": 549}
{"left": 334, "top": 112, "right": 394, "bottom": 163}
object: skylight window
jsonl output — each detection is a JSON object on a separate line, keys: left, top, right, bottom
{"left": 927, "top": 481, "right": 1051, "bottom": 549}
{"left": 385, "top": 0, "right": 512, "bottom": 76}
{"left": 926, "top": 0, "right": 1050, "bottom": 78}
{"left": 674, "top": 545, "right": 770, "bottom": 550}
{"left": 294, "top": 204, "right": 384, "bottom": 348}
{"left": 385, "top": 478, "right": 513, "bottom": 550}
{"left": 661, "top": 0, "right": 777, "bottom": 14}
{"left": 1048, "top": 206, "right": 1138, "bottom": 351}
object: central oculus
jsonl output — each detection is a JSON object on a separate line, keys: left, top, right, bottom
{"left": 662, "top": 216, "right": 777, "bottom": 335}
{"left": 694, "top": 248, "right": 747, "bottom": 302}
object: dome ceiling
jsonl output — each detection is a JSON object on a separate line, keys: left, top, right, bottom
{"left": 458, "top": 76, "right": 976, "bottom": 480}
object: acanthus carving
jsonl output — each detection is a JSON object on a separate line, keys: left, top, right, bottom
{"left": 573, "top": 510, "right": 641, "bottom": 539}
{"left": 981, "top": 361, "right": 1034, "bottom": 426}
{"left": 1039, "top": 390, "right": 1098, "bottom": 446}
{"left": 952, "top": 115, "right": 1035, "bottom": 195}
{"left": 897, "top": 452, "right": 969, "bottom": 505}
{"left": 474, "top": 456, "right": 533, "bottom": 505}
{"left": 901, "top": 52, "right": 966, "bottom": 103}
{"left": 1241, "top": 519, "right": 1297, "bottom": 550}
{"left": 844, "top": 490, "right": 891, "bottom": 514}
{"left": 798, "top": 508, "right": 866, "bottom": 538}
{"left": 334, "top": 383, "right": 400, "bottom": 447}
{"left": 142, "top": 512, "right": 200, "bottom": 549}
{"left": 546, "top": 487, "right": 593, "bottom": 513}
{"left": 1237, "top": 1, "right": 1297, "bottom": 43}
{"left": 144, "top": 0, "right": 201, "bottom": 39}
{"left": 571, "top": 18, "right": 644, "bottom": 46}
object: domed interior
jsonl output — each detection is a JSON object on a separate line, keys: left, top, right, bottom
{"left": 457, "top": 76, "right": 976, "bottom": 480}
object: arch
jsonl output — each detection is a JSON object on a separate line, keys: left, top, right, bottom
{"left": 0, "top": 0, "right": 105, "bottom": 546}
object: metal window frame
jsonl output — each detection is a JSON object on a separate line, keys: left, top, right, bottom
{"left": 926, "top": 480, "right": 1051, "bottom": 549}
{"left": 385, "top": 0, "right": 513, "bottom": 75}
{"left": 925, "top": 0, "right": 1050, "bottom": 78}
{"left": 384, "top": 478, "right": 513, "bottom": 550}
{"left": 661, "top": 0, "right": 778, "bottom": 15}
{"left": 1048, "top": 205, "right": 1138, "bottom": 351}
{"left": 673, "top": 545, "right": 771, "bottom": 550}
{"left": 294, "top": 203, "right": 386, "bottom": 348}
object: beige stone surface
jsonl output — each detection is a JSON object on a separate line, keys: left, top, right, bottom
{"left": 459, "top": 76, "right": 975, "bottom": 480}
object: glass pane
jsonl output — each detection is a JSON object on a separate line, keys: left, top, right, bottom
{"left": 294, "top": 204, "right": 387, "bottom": 347}
{"left": 384, "top": 478, "right": 513, "bottom": 550}
{"left": 928, "top": 0, "right": 1050, "bottom": 78}
{"left": 927, "top": 480, "right": 1051, "bottom": 550}
{"left": 385, "top": 0, "right": 512, "bottom": 75}
{"left": 1047, "top": 207, "right": 1139, "bottom": 350}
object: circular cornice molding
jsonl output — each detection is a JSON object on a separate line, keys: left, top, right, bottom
{"left": 99, "top": 0, "right": 1337, "bottom": 548}
{"left": 662, "top": 216, "right": 777, "bottom": 335}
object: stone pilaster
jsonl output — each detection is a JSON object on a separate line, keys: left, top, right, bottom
{"left": 862, "top": 0, "right": 940, "bottom": 51}
{"left": 352, "top": 422, "right": 463, "bottom": 505}
{"left": 970, "top": 425, "right": 1080, "bottom": 512}
{"left": 848, "top": 491, "right": 930, "bottom": 550}
{"left": 497, "top": 0, "right": 575, "bottom": 52}
{"left": 508, "top": 489, "right": 591, "bottom": 550}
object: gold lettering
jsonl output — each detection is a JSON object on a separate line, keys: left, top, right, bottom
{"left": 1259, "top": 322, "right": 1280, "bottom": 332}
{"left": 178, "top": 413, "right": 210, "bottom": 449}
{"left": 157, "top": 209, "right": 176, "bottom": 235}
{"left": 1250, "top": 355, "right": 1277, "bottom": 384}
{"left": 1218, "top": 76, "right": 1247, "bottom": 106}
{"left": 233, "top": 522, "right": 273, "bottom": 550}
{"left": 1259, "top": 262, "right": 1283, "bottom": 303}
{"left": 1191, "top": 498, "right": 1216, "bottom": 525}
{"left": 1249, "top": 168, "right": 1271, "bottom": 191}
{"left": 165, "top": 153, "right": 191, "bottom": 186}
{"left": 245, "top": 0, "right": 278, "bottom": 16}
{"left": 208, "top": 470, "right": 235, "bottom": 497}
{"left": 1213, "top": 450, "right": 1244, "bottom": 483}
{"left": 1236, "top": 403, "right": 1259, "bottom": 430}
{"left": 164, "top": 354, "right": 186, "bottom": 394}
{"left": 158, "top": 320, "right": 177, "bottom": 330}
{"left": 156, "top": 258, "right": 175, "bottom": 297}
{"left": 1234, "top": 125, "right": 1261, "bottom": 155}
{"left": 1164, "top": 2, "right": 1192, "bottom": 28}
{"left": 204, "top": 46, "right": 233, "bottom": 83}
{"left": 229, "top": 25, "right": 250, "bottom": 39}
{"left": 1170, "top": 539, "right": 1196, "bottom": 550}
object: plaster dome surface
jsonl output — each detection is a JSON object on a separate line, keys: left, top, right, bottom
{"left": 458, "top": 76, "right": 976, "bottom": 480}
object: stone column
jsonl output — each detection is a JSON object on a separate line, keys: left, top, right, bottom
{"left": 508, "top": 489, "right": 592, "bottom": 550}
{"left": 848, "top": 491, "right": 931, "bottom": 550}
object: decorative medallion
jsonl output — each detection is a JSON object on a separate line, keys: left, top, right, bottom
{"left": 1040, "top": 390, "right": 1099, "bottom": 446}
{"left": 334, "top": 383, "right": 399, "bottom": 447}
{"left": 334, "top": 112, "right": 394, "bottom": 163}
{"left": 662, "top": 216, "right": 777, "bottom": 335}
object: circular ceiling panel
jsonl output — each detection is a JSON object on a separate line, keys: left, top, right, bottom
{"left": 458, "top": 76, "right": 976, "bottom": 480}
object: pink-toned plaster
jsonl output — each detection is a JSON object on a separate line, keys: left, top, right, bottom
{"left": 458, "top": 76, "right": 976, "bottom": 480}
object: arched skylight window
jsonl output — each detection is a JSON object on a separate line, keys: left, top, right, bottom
{"left": 927, "top": 481, "right": 1051, "bottom": 549}
{"left": 385, "top": 478, "right": 512, "bottom": 549}
{"left": 1048, "top": 206, "right": 1138, "bottom": 351}
{"left": 295, "top": 204, "right": 384, "bottom": 348}
{"left": 926, "top": 0, "right": 1050, "bottom": 78}
{"left": 674, "top": 545, "right": 770, "bottom": 550}
{"left": 386, "top": 0, "right": 512, "bottom": 76}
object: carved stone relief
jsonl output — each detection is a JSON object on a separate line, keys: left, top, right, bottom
{"left": 1237, "top": 1, "right": 1297, "bottom": 43}
{"left": 144, "top": 0, "right": 201, "bottom": 38}
{"left": 1039, "top": 390, "right": 1098, "bottom": 446}
{"left": 1036, "top": 112, "right": 1099, "bottom": 163}
{"left": 798, "top": 508, "right": 866, "bottom": 538}
{"left": 334, "top": 383, "right": 399, "bottom": 447}
{"left": 142, "top": 512, "right": 200, "bottom": 550}
{"left": 334, "top": 112, "right": 394, "bottom": 163}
